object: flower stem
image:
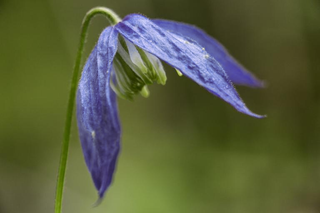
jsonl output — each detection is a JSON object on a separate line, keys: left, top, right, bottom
{"left": 54, "top": 7, "right": 121, "bottom": 213}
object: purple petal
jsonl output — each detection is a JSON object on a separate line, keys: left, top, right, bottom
{"left": 76, "top": 26, "right": 121, "bottom": 199}
{"left": 115, "top": 14, "right": 263, "bottom": 118}
{"left": 152, "top": 19, "right": 264, "bottom": 87}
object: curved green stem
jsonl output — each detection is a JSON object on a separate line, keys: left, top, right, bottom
{"left": 54, "top": 7, "right": 121, "bottom": 213}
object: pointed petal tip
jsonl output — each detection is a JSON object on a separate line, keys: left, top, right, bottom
{"left": 234, "top": 73, "right": 265, "bottom": 88}
{"left": 248, "top": 78, "right": 266, "bottom": 88}
{"left": 244, "top": 110, "right": 266, "bottom": 119}
{"left": 92, "top": 196, "right": 103, "bottom": 208}
{"left": 237, "top": 103, "right": 265, "bottom": 119}
{"left": 253, "top": 113, "right": 267, "bottom": 119}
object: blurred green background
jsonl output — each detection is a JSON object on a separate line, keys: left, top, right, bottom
{"left": 1, "top": 0, "right": 320, "bottom": 212}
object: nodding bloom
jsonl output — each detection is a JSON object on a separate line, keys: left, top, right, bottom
{"left": 76, "top": 13, "right": 264, "bottom": 199}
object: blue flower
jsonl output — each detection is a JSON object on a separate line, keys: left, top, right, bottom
{"left": 76, "top": 14, "right": 264, "bottom": 199}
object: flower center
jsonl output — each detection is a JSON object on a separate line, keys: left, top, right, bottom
{"left": 110, "top": 36, "right": 167, "bottom": 100}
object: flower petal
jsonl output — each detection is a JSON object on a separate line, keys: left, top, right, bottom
{"left": 76, "top": 26, "right": 121, "bottom": 199}
{"left": 152, "top": 19, "right": 264, "bottom": 87}
{"left": 115, "top": 14, "right": 263, "bottom": 118}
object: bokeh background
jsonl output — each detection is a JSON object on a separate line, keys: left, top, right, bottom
{"left": 1, "top": 0, "right": 320, "bottom": 212}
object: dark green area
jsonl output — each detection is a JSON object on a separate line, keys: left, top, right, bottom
{"left": 0, "top": 0, "right": 320, "bottom": 212}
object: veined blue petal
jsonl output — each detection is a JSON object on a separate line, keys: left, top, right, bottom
{"left": 76, "top": 26, "right": 121, "bottom": 199}
{"left": 115, "top": 14, "right": 263, "bottom": 118}
{"left": 152, "top": 19, "right": 264, "bottom": 88}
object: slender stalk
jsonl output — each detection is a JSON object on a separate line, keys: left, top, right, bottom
{"left": 54, "top": 7, "right": 121, "bottom": 213}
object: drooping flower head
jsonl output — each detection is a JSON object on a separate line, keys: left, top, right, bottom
{"left": 77, "top": 13, "right": 264, "bottom": 200}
